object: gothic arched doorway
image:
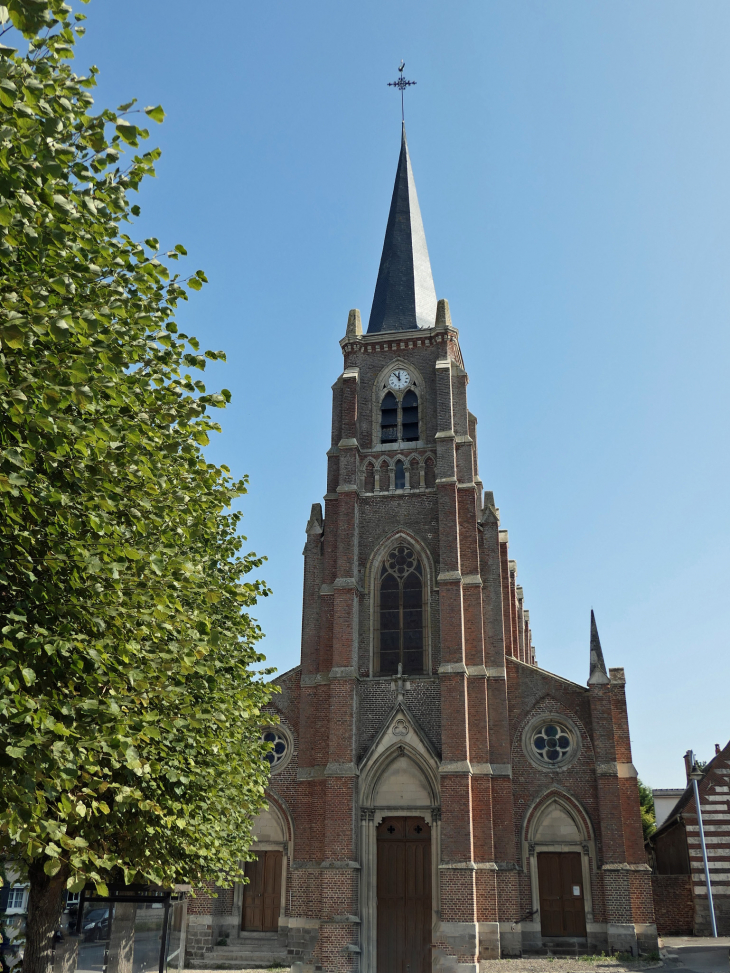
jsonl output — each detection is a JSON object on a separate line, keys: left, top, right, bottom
{"left": 377, "top": 817, "right": 431, "bottom": 973}
{"left": 358, "top": 711, "right": 441, "bottom": 973}
{"left": 524, "top": 795, "right": 595, "bottom": 943}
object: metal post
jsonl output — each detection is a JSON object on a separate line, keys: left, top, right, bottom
{"left": 690, "top": 766, "right": 718, "bottom": 937}
{"left": 159, "top": 895, "right": 171, "bottom": 973}
{"left": 75, "top": 890, "right": 86, "bottom": 936}
{"left": 178, "top": 897, "right": 187, "bottom": 972}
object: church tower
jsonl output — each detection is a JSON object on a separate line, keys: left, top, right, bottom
{"left": 293, "top": 123, "right": 530, "bottom": 970}
{"left": 183, "top": 125, "right": 657, "bottom": 973}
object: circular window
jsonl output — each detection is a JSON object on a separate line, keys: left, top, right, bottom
{"left": 262, "top": 727, "right": 290, "bottom": 773}
{"left": 385, "top": 545, "right": 420, "bottom": 578}
{"left": 531, "top": 721, "right": 574, "bottom": 766}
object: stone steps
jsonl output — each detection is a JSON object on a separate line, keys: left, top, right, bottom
{"left": 527, "top": 937, "right": 591, "bottom": 957}
{"left": 220, "top": 934, "right": 283, "bottom": 946}
{"left": 189, "top": 962, "right": 286, "bottom": 971}
{"left": 189, "top": 932, "right": 289, "bottom": 970}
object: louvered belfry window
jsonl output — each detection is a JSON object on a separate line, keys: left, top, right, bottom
{"left": 377, "top": 545, "right": 424, "bottom": 675}
{"left": 401, "top": 390, "right": 419, "bottom": 441}
{"left": 380, "top": 392, "right": 398, "bottom": 443}
{"left": 380, "top": 390, "right": 419, "bottom": 443}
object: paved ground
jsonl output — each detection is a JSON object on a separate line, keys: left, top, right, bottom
{"left": 661, "top": 937, "right": 730, "bottom": 973}
{"left": 182, "top": 939, "right": 730, "bottom": 973}
{"left": 184, "top": 962, "right": 660, "bottom": 973}
{"left": 477, "top": 960, "right": 661, "bottom": 972}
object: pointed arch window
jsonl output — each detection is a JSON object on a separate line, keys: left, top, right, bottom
{"left": 377, "top": 545, "right": 425, "bottom": 676}
{"left": 380, "top": 392, "right": 398, "bottom": 444}
{"left": 394, "top": 460, "right": 405, "bottom": 490}
{"left": 379, "top": 460, "right": 390, "bottom": 492}
{"left": 424, "top": 457, "right": 436, "bottom": 488}
{"left": 409, "top": 457, "right": 420, "bottom": 489}
{"left": 364, "top": 462, "right": 375, "bottom": 493}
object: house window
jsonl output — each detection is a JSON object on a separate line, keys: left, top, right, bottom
{"left": 7, "top": 886, "right": 27, "bottom": 911}
{"left": 380, "top": 392, "right": 398, "bottom": 444}
{"left": 377, "top": 545, "right": 425, "bottom": 676}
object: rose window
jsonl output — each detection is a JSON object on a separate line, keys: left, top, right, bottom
{"left": 385, "top": 545, "right": 418, "bottom": 577}
{"left": 532, "top": 722, "right": 573, "bottom": 765}
{"left": 263, "top": 729, "right": 288, "bottom": 769}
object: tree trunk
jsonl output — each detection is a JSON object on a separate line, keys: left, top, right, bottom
{"left": 22, "top": 859, "right": 70, "bottom": 973}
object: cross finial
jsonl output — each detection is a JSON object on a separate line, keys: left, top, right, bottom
{"left": 391, "top": 662, "right": 410, "bottom": 701}
{"left": 387, "top": 60, "right": 416, "bottom": 122}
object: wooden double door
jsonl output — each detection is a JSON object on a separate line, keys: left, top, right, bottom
{"left": 377, "top": 816, "right": 432, "bottom": 973}
{"left": 537, "top": 852, "right": 587, "bottom": 937}
{"left": 241, "top": 851, "right": 282, "bottom": 932}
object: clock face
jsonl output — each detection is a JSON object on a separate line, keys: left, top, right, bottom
{"left": 388, "top": 369, "right": 411, "bottom": 391}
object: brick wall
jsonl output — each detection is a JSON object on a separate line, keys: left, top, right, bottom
{"left": 357, "top": 677, "right": 441, "bottom": 760}
{"left": 686, "top": 744, "right": 730, "bottom": 936}
{"left": 651, "top": 875, "right": 694, "bottom": 935}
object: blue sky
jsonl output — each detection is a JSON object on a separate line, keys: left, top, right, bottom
{"left": 74, "top": 1, "right": 730, "bottom": 788}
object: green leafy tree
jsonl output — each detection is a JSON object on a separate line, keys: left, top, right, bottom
{"left": 0, "top": 3, "right": 274, "bottom": 972}
{"left": 637, "top": 779, "right": 656, "bottom": 842}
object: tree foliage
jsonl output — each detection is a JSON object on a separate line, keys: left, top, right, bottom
{"left": 0, "top": 0, "right": 273, "bottom": 923}
{"left": 637, "top": 779, "right": 656, "bottom": 842}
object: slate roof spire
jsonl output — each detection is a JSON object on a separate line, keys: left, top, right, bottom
{"left": 367, "top": 124, "right": 437, "bottom": 334}
{"left": 588, "top": 609, "right": 610, "bottom": 685}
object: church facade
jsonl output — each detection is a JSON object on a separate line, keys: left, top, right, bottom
{"left": 185, "top": 127, "right": 657, "bottom": 973}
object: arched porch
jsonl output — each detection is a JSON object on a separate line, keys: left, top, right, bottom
{"left": 358, "top": 707, "right": 441, "bottom": 973}
{"left": 521, "top": 791, "right": 597, "bottom": 952}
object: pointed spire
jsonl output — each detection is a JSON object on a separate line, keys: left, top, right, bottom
{"left": 367, "top": 125, "right": 437, "bottom": 334}
{"left": 346, "top": 308, "right": 362, "bottom": 337}
{"left": 588, "top": 609, "right": 610, "bottom": 685}
{"left": 479, "top": 489, "right": 499, "bottom": 525}
{"left": 305, "top": 502, "right": 323, "bottom": 536}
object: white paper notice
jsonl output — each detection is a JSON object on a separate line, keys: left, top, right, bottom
{"left": 573, "top": 886, "right": 581, "bottom": 896}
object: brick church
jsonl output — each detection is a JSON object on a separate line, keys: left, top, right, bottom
{"left": 185, "top": 125, "right": 657, "bottom": 973}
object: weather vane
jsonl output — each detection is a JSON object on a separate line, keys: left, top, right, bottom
{"left": 387, "top": 60, "right": 416, "bottom": 122}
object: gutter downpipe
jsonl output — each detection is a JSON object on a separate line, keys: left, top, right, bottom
{"left": 690, "top": 756, "right": 718, "bottom": 937}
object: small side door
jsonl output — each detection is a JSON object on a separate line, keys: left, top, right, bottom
{"left": 242, "top": 852, "right": 283, "bottom": 932}
{"left": 537, "top": 852, "right": 586, "bottom": 937}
